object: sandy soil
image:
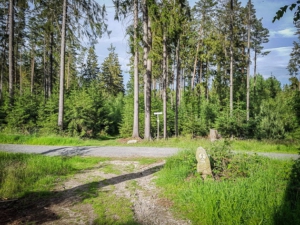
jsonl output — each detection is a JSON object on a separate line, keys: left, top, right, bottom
{"left": 0, "top": 160, "right": 191, "bottom": 225}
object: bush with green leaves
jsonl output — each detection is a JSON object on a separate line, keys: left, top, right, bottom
{"left": 4, "top": 90, "right": 42, "bottom": 133}
{"left": 207, "top": 140, "right": 233, "bottom": 179}
{"left": 179, "top": 90, "right": 218, "bottom": 137}
{"left": 257, "top": 90, "right": 298, "bottom": 139}
{"left": 65, "top": 84, "right": 109, "bottom": 137}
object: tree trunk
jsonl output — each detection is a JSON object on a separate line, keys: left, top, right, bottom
{"left": 192, "top": 34, "right": 201, "bottom": 90}
{"left": 66, "top": 53, "right": 70, "bottom": 90}
{"left": 43, "top": 37, "right": 47, "bottom": 99}
{"left": 163, "top": 28, "right": 167, "bottom": 139}
{"left": 9, "top": 0, "right": 14, "bottom": 106}
{"left": 254, "top": 50, "right": 257, "bottom": 87}
{"left": 30, "top": 45, "right": 35, "bottom": 94}
{"left": 175, "top": 40, "right": 181, "bottom": 137}
{"left": 58, "top": 0, "right": 67, "bottom": 130}
{"left": 49, "top": 32, "right": 53, "bottom": 97}
{"left": 206, "top": 59, "right": 209, "bottom": 101}
{"left": 143, "top": 0, "right": 152, "bottom": 140}
{"left": 229, "top": 0, "right": 234, "bottom": 117}
{"left": 132, "top": 0, "right": 140, "bottom": 138}
{"left": 246, "top": 0, "right": 251, "bottom": 121}
{"left": 19, "top": 50, "right": 22, "bottom": 95}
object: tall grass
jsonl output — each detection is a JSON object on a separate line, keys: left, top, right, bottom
{"left": 156, "top": 148, "right": 300, "bottom": 224}
{"left": 0, "top": 152, "right": 106, "bottom": 199}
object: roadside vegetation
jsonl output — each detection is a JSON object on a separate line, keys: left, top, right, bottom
{"left": 155, "top": 141, "right": 300, "bottom": 225}
{"left": 1, "top": 140, "right": 299, "bottom": 224}
{"left": 0, "top": 152, "right": 107, "bottom": 199}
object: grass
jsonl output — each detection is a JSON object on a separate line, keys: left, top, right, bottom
{"left": 0, "top": 152, "right": 107, "bottom": 199}
{"left": 155, "top": 147, "right": 300, "bottom": 225}
{"left": 83, "top": 184, "right": 139, "bottom": 225}
{"left": 1, "top": 145, "right": 299, "bottom": 224}
{"left": 0, "top": 133, "right": 120, "bottom": 146}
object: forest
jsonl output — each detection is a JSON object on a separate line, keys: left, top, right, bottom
{"left": 1, "top": 0, "right": 300, "bottom": 141}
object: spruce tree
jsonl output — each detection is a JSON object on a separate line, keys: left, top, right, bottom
{"left": 99, "top": 44, "right": 124, "bottom": 96}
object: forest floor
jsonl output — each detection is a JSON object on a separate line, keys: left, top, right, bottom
{"left": 1, "top": 159, "right": 190, "bottom": 225}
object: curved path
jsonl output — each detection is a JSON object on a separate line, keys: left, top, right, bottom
{"left": 0, "top": 144, "right": 299, "bottom": 160}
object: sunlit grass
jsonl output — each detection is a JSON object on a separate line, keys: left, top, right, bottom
{"left": 0, "top": 152, "right": 107, "bottom": 199}
{"left": 155, "top": 148, "right": 300, "bottom": 225}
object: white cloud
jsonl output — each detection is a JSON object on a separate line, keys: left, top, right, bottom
{"left": 269, "top": 27, "right": 297, "bottom": 38}
{"left": 254, "top": 46, "right": 293, "bottom": 84}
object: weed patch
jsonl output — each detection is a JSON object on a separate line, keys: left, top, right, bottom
{"left": 156, "top": 143, "right": 300, "bottom": 224}
{"left": 0, "top": 152, "right": 106, "bottom": 199}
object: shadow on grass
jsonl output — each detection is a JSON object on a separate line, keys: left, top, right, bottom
{"left": 0, "top": 163, "right": 163, "bottom": 225}
{"left": 273, "top": 151, "right": 300, "bottom": 224}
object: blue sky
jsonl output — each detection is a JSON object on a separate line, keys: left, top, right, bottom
{"left": 95, "top": 0, "right": 298, "bottom": 86}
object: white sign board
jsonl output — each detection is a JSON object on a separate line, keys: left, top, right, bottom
{"left": 154, "top": 112, "right": 162, "bottom": 115}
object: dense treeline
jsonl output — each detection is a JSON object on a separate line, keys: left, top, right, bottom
{"left": 0, "top": 0, "right": 299, "bottom": 140}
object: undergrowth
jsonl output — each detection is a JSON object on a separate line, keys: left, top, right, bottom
{"left": 156, "top": 141, "right": 300, "bottom": 225}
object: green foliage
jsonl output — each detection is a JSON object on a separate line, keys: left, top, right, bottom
{"left": 37, "top": 92, "right": 60, "bottom": 135}
{"left": 4, "top": 90, "right": 42, "bottom": 133}
{"left": 179, "top": 90, "right": 218, "bottom": 137}
{"left": 156, "top": 148, "right": 299, "bottom": 224}
{"left": 258, "top": 91, "right": 298, "bottom": 139}
{"left": 99, "top": 44, "right": 124, "bottom": 96}
{"left": 207, "top": 140, "right": 233, "bottom": 179}
{"left": 65, "top": 85, "right": 108, "bottom": 137}
{"left": 215, "top": 102, "right": 250, "bottom": 138}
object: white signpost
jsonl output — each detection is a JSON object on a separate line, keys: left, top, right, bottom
{"left": 154, "top": 112, "right": 162, "bottom": 140}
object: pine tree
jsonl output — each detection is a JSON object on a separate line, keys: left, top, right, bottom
{"left": 81, "top": 45, "right": 100, "bottom": 84}
{"left": 287, "top": 21, "right": 300, "bottom": 91}
{"left": 99, "top": 44, "right": 124, "bottom": 96}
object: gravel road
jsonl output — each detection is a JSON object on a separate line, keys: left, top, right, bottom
{"left": 0, "top": 144, "right": 180, "bottom": 158}
{"left": 0, "top": 144, "right": 299, "bottom": 160}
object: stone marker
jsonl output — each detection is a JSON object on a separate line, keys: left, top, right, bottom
{"left": 196, "top": 147, "right": 213, "bottom": 179}
{"left": 209, "top": 129, "right": 221, "bottom": 142}
{"left": 127, "top": 140, "right": 138, "bottom": 144}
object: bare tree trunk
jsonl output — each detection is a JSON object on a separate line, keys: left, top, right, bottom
{"left": 49, "top": 32, "right": 53, "bottom": 97}
{"left": 206, "top": 59, "right": 209, "bottom": 101}
{"left": 0, "top": 54, "right": 3, "bottom": 101}
{"left": 246, "top": 0, "right": 251, "bottom": 121}
{"left": 9, "top": 0, "right": 14, "bottom": 106}
{"left": 19, "top": 50, "right": 22, "bottom": 95}
{"left": 175, "top": 40, "right": 181, "bottom": 137}
{"left": 192, "top": 39, "right": 200, "bottom": 89}
{"left": 30, "top": 45, "right": 35, "bottom": 94}
{"left": 58, "top": 0, "right": 67, "bottom": 130}
{"left": 229, "top": 0, "right": 234, "bottom": 117}
{"left": 163, "top": 28, "right": 167, "bottom": 139}
{"left": 143, "top": 0, "right": 152, "bottom": 140}
{"left": 43, "top": 38, "right": 47, "bottom": 99}
{"left": 66, "top": 53, "right": 70, "bottom": 90}
{"left": 132, "top": 0, "right": 140, "bottom": 138}
{"left": 254, "top": 50, "right": 257, "bottom": 86}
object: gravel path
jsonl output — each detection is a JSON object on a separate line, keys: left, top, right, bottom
{"left": 0, "top": 144, "right": 299, "bottom": 160}
{"left": 0, "top": 144, "right": 180, "bottom": 158}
